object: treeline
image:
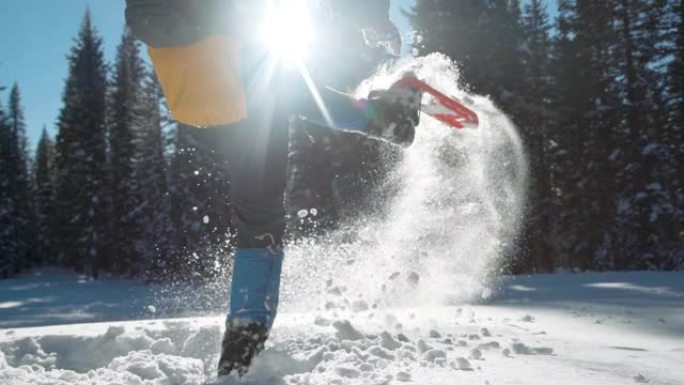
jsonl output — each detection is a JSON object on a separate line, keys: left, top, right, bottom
{"left": 0, "top": 12, "right": 235, "bottom": 281}
{"left": 410, "top": 0, "right": 682, "bottom": 271}
{"left": 1, "top": 1, "right": 682, "bottom": 280}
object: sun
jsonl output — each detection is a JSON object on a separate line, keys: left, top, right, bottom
{"left": 260, "top": 0, "right": 314, "bottom": 64}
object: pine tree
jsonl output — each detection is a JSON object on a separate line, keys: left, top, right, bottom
{"left": 106, "top": 28, "right": 146, "bottom": 277}
{"left": 512, "top": 0, "right": 556, "bottom": 272}
{"left": 609, "top": 0, "right": 673, "bottom": 269}
{"left": 662, "top": 0, "right": 684, "bottom": 269}
{"left": 33, "top": 128, "right": 56, "bottom": 265}
{"left": 0, "top": 85, "right": 33, "bottom": 276}
{"left": 167, "top": 124, "right": 233, "bottom": 282}
{"left": 410, "top": 0, "right": 489, "bottom": 92}
{"left": 54, "top": 10, "right": 108, "bottom": 278}
{"left": 550, "top": 0, "right": 623, "bottom": 270}
{"left": 483, "top": 0, "right": 527, "bottom": 111}
{"left": 0, "top": 100, "right": 15, "bottom": 277}
{"left": 136, "top": 76, "right": 171, "bottom": 281}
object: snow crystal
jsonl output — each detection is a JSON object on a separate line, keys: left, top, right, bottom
{"left": 297, "top": 209, "right": 309, "bottom": 218}
{"left": 202, "top": 215, "right": 210, "bottom": 224}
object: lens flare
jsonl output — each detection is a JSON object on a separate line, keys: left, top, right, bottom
{"left": 260, "top": 0, "right": 314, "bottom": 63}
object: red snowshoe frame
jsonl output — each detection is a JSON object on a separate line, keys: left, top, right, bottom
{"left": 395, "top": 77, "right": 479, "bottom": 129}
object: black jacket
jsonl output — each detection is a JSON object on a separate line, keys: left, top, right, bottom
{"left": 126, "top": 0, "right": 391, "bottom": 48}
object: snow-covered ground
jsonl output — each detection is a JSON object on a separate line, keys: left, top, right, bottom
{"left": 1, "top": 269, "right": 682, "bottom": 385}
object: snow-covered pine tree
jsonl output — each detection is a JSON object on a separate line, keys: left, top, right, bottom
{"left": 54, "top": 10, "right": 108, "bottom": 278}
{"left": 610, "top": 0, "right": 674, "bottom": 269}
{"left": 647, "top": 0, "right": 684, "bottom": 270}
{"left": 512, "top": 0, "right": 556, "bottom": 273}
{"left": 33, "top": 128, "right": 57, "bottom": 265}
{"left": 549, "top": 0, "right": 584, "bottom": 270}
{"left": 167, "top": 124, "right": 233, "bottom": 283}
{"left": 0, "top": 99, "right": 16, "bottom": 277}
{"left": 0, "top": 85, "right": 33, "bottom": 277}
{"left": 550, "top": 0, "right": 623, "bottom": 271}
{"left": 106, "top": 28, "right": 146, "bottom": 277}
{"left": 410, "top": 0, "right": 489, "bottom": 93}
{"left": 662, "top": 0, "right": 684, "bottom": 269}
{"left": 136, "top": 76, "right": 171, "bottom": 282}
{"left": 482, "top": 0, "right": 527, "bottom": 112}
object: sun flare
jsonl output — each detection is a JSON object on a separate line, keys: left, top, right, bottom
{"left": 260, "top": 0, "right": 314, "bottom": 63}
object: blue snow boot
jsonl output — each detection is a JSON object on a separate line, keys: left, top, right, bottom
{"left": 217, "top": 248, "right": 284, "bottom": 377}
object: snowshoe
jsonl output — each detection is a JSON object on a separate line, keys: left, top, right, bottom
{"left": 366, "top": 75, "right": 423, "bottom": 147}
{"left": 393, "top": 76, "right": 480, "bottom": 129}
{"left": 217, "top": 322, "right": 270, "bottom": 377}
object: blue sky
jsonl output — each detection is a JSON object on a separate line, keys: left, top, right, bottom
{"left": 0, "top": 0, "right": 556, "bottom": 151}
{"left": 0, "top": 1, "right": 126, "bottom": 149}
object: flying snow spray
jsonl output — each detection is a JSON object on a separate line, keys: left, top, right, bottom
{"left": 282, "top": 54, "right": 528, "bottom": 311}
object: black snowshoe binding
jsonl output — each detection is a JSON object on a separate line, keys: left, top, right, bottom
{"left": 217, "top": 322, "right": 270, "bottom": 378}
{"left": 366, "top": 76, "right": 423, "bottom": 147}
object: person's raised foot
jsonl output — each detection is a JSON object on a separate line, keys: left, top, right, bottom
{"left": 366, "top": 74, "right": 423, "bottom": 147}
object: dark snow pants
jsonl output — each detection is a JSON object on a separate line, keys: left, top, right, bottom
{"left": 196, "top": 53, "right": 293, "bottom": 249}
